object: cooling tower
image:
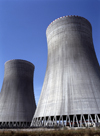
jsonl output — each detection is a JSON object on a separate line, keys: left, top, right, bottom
{"left": 0, "top": 59, "right": 36, "bottom": 127}
{"left": 31, "top": 16, "right": 100, "bottom": 127}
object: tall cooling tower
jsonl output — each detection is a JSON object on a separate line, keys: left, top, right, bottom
{"left": 0, "top": 59, "right": 36, "bottom": 127}
{"left": 31, "top": 16, "right": 100, "bottom": 127}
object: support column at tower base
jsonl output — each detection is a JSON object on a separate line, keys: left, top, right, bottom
{"left": 31, "top": 114, "right": 100, "bottom": 128}
{"left": 0, "top": 122, "right": 31, "bottom": 128}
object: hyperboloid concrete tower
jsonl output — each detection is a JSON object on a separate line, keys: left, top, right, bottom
{"left": 0, "top": 59, "right": 36, "bottom": 127}
{"left": 31, "top": 15, "right": 100, "bottom": 127}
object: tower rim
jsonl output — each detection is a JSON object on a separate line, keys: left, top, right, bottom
{"left": 5, "top": 59, "right": 35, "bottom": 69}
{"left": 46, "top": 15, "right": 92, "bottom": 32}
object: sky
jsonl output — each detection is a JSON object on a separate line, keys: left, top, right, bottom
{"left": 0, "top": 0, "right": 100, "bottom": 105}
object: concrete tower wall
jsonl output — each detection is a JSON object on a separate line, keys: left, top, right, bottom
{"left": 0, "top": 59, "right": 36, "bottom": 127}
{"left": 32, "top": 16, "right": 100, "bottom": 127}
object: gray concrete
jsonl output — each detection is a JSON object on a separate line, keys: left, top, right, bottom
{"left": 0, "top": 59, "right": 36, "bottom": 127}
{"left": 31, "top": 15, "right": 100, "bottom": 127}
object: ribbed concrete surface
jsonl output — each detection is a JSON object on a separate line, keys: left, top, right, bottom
{"left": 0, "top": 59, "right": 36, "bottom": 122}
{"left": 33, "top": 16, "right": 100, "bottom": 118}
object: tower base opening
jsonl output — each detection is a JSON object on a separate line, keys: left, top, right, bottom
{"left": 31, "top": 114, "right": 100, "bottom": 128}
{"left": 0, "top": 122, "right": 31, "bottom": 128}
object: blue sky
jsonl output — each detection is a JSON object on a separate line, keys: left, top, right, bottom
{"left": 0, "top": 0, "right": 100, "bottom": 105}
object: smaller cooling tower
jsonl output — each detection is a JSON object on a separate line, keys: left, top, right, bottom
{"left": 0, "top": 59, "right": 36, "bottom": 127}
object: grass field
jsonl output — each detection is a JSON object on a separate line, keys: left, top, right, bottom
{"left": 0, "top": 128, "right": 100, "bottom": 136}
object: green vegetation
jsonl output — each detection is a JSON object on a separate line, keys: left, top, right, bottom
{"left": 0, "top": 128, "right": 100, "bottom": 136}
